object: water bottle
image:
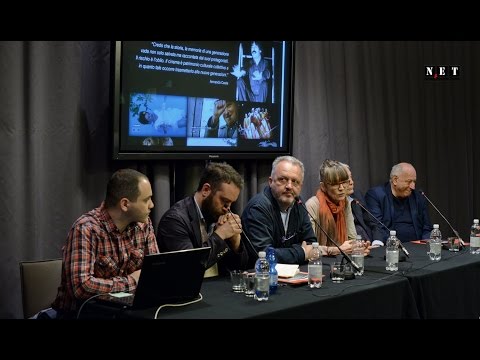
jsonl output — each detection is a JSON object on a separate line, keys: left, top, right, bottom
{"left": 428, "top": 224, "right": 442, "bottom": 261}
{"left": 308, "top": 242, "right": 322, "bottom": 288}
{"left": 266, "top": 247, "right": 278, "bottom": 294}
{"left": 386, "top": 230, "right": 399, "bottom": 271}
{"left": 254, "top": 251, "right": 270, "bottom": 301}
{"left": 352, "top": 235, "right": 365, "bottom": 276}
{"left": 470, "top": 219, "right": 480, "bottom": 255}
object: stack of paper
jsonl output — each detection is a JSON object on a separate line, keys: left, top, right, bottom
{"left": 275, "top": 263, "right": 300, "bottom": 278}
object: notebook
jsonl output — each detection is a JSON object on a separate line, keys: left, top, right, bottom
{"left": 97, "top": 247, "right": 210, "bottom": 309}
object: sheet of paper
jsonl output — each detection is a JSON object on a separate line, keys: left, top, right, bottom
{"left": 109, "top": 292, "right": 133, "bottom": 298}
{"left": 275, "top": 263, "right": 299, "bottom": 278}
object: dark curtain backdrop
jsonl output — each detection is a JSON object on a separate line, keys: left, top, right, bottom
{"left": 1, "top": 41, "right": 478, "bottom": 318}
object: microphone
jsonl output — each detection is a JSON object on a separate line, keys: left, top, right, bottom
{"left": 353, "top": 199, "right": 410, "bottom": 257}
{"left": 294, "top": 196, "right": 361, "bottom": 273}
{"left": 418, "top": 190, "right": 465, "bottom": 247}
{"left": 227, "top": 209, "right": 258, "bottom": 260}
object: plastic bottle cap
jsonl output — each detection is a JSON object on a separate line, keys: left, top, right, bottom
{"left": 474, "top": 219, "right": 479, "bottom": 224}
{"left": 390, "top": 230, "right": 396, "bottom": 236}
{"left": 258, "top": 251, "right": 266, "bottom": 257}
{"left": 433, "top": 224, "right": 439, "bottom": 229}
{"left": 312, "top": 242, "right": 319, "bottom": 248}
{"left": 356, "top": 235, "right": 362, "bottom": 240}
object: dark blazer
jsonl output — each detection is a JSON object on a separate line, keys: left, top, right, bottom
{"left": 156, "top": 196, "right": 248, "bottom": 273}
{"left": 350, "top": 190, "right": 374, "bottom": 241}
{"left": 365, "top": 182, "right": 432, "bottom": 243}
{"left": 241, "top": 186, "right": 317, "bottom": 268}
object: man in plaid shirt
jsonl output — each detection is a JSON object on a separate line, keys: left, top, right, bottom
{"left": 52, "top": 169, "right": 159, "bottom": 318}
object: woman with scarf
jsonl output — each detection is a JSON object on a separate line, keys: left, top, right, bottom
{"left": 305, "top": 159, "right": 369, "bottom": 256}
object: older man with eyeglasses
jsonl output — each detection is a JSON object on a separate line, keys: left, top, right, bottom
{"left": 365, "top": 162, "right": 433, "bottom": 244}
{"left": 241, "top": 155, "right": 317, "bottom": 268}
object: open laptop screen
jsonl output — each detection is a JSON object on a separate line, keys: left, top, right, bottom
{"left": 100, "top": 247, "right": 210, "bottom": 309}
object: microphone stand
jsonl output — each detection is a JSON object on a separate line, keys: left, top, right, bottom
{"left": 353, "top": 199, "right": 410, "bottom": 258}
{"left": 419, "top": 191, "right": 465, "bottom": 247}
{"left": 295, "top": 196, "right": 361, "bottom": 273}
{"left": 227, "top": 209, "right": 259, "bottom": 261}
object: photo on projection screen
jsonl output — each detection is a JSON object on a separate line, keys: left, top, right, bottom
{"left": 112, "top": 41, "right": 295, "bottom": 160}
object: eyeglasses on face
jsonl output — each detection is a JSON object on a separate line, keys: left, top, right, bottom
{"left": 325, "top": 180, "right": 350, "bottom": 189}
{"left": 274, "top": 176, "right": 302, "bottom": 187}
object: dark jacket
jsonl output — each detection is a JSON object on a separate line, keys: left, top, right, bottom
{"left": 241, "top": 186, "right": 316, "bottom": 268}
{"left": 365, "top": 182, "right": 432, "bottom": 243}
{"left": 156, "top": 196, "right": 248, "bottom": 273}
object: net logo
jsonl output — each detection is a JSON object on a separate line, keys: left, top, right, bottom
{"left": 425, "top": 65, "right": 460, "bottom": 80}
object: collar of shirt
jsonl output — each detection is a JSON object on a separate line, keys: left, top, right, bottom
{"left": 193, "top": 197, "right": 215, "bottom": 235}
{"left": 280, "top": 205, "right": 293, "bottom": 233}
{"left": 193, "top": 196, "right": 205, "bottom": 223}
{"left": 97, "top": 202, "right": 138, "bottom": 235}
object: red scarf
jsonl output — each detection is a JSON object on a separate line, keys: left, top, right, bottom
{"left": 315, "top": 189, "right": 347, "bottom": 246}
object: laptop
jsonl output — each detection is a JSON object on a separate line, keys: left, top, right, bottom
{"left": 98, "top": 247, "right": 210, "bottom": 309}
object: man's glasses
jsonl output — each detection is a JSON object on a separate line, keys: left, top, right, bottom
{"left": 274, "top": 176, "right": 302, "bottom": 187}
{"left": 325, "top": 180, "right": 350, "bottom": 189}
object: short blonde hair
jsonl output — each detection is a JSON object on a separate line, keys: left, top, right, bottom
{"left": 319, "top": 159, "right": 349, "bottom": 185}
